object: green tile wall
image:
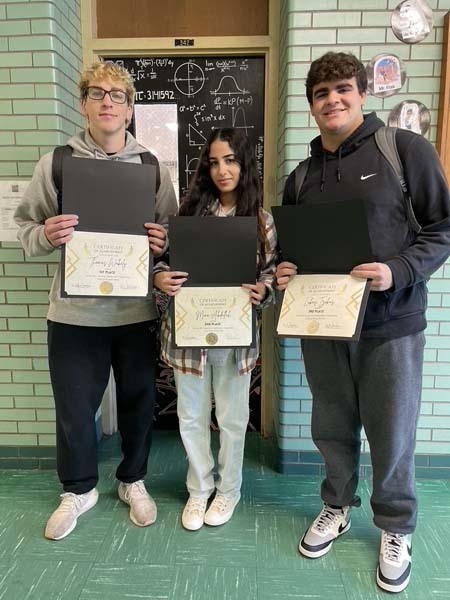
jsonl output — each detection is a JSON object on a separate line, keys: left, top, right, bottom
{"left": 277, "top": 0, "right": 450, "bottom": 475}
{"left": 0, "top": 0, "right": 82, "bottom": 455}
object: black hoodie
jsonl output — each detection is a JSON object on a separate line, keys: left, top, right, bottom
{"left": 282, "top": 112, "right": 450, "bottom": 338}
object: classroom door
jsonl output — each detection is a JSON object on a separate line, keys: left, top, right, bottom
{"left": 111, "top": 55, "right": 266, "bottom": 431}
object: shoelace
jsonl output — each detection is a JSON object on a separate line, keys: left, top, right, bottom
{"left": 382, "top": 532, "right": 407, "bottom": 563}
{"left": 58, "top": 492, "right": 84, "bottom": 514}
{"left": 186, "top": 498, "right": 207, "bottom": 516}
{"left": 211, "top": 495, "right": 231, "bottom": 514}
{"left": 313, "top": 505, "right": 343, "bottom": 533}
{"left": 124, "top": 480, "right": 147, "bottom": 502}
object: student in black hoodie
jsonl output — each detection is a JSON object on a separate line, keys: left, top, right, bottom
{"left": 276, "top": 52, "right": 450, "bottom": 594}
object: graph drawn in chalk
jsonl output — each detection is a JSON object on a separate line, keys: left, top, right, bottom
{"left": 232, "top": 107, "right": 254, "bottom": 134}
{"left": 187, "top": 124, "right": 207, "bottom": 146}
{"left": 185, "top": 156, "right": 199, "bottom": 189}
{"left": 210, "top": 75, "right": 250, "bottom": 96}
{"left": 174, "top": 62, "right": 205, "bottom": 96}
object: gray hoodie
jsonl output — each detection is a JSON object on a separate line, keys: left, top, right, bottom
{"left": 14, "top": 130, "right": 178, "bottom": 327}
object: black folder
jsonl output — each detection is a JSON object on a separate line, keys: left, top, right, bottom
{"left": 169, "top": 216, "right": 257, "bottom": 285}
{"left": 272, "top": 198, "right": 373, "bottom": 273}
{"left": 61, "top": 156, "right": 156, "bottom": 233}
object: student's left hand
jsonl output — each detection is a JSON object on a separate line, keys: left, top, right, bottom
{"left": 351, "top": 262, "right": 393, "bottom": 291}
{"left": 144, "top": 222, "right": 167, "bottom": 257}
{"left": 242, "top": 282, "right": 267, "bottom": 305}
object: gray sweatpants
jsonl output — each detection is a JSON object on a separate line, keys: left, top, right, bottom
{"left": 301, "top": 332, "right": 425, "bottom": 534}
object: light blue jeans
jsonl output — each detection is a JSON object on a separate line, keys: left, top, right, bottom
{"left": 174, "top": 364, "right": 251, "bottom": 499}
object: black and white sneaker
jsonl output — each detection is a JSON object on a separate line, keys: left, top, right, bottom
{"left": 299, "top": 503, "right": 351, "bottom": 558}
{"left": 377, "top": 531, "right": 412, "bottom": 593}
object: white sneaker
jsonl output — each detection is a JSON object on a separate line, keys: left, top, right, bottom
{"left": 118, "top": 480, "right": 157, "bottom": 527}
{"left": 377, "top": 531, "right": 412, "bottom": 593}
{"left": 44, "top": 488, "right": 99, "bottom": 540}
{"left": 204, "top": 494, "right": 240, "bottom": 526}
{"left": 181, "top": 496, "right": 208, "bottom": 531}
{"left": 299, "top": 503, "right": 351, "bottom": 558}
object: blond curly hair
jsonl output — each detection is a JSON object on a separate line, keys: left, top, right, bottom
{"left": 79, "top": 60, "right": 135, "bottom": 105}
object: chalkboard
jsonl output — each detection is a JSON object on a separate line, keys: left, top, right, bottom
{"left": 110, "top": 56, "right": 265, "bottom": 198}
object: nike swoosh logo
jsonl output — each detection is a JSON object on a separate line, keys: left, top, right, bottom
{"left": 338, "top": 523, "right": 347, "bottom": 533}
{"left": 360, "top": 173, "right": 377, "bottom": 180}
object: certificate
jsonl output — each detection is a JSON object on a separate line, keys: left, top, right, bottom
{"left": 173, "top": 286, "right": 253, "bottom": 348}
{"left": 277, "top": 274, "right": 370, "bottom": 341}
{"left": 60, "top": 157, "right": 156, "bottom": 297}
{"left": 62, "top": 231, "right": 150, "bottom": 297}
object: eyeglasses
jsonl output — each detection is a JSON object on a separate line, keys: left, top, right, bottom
{"left": 86, "top": 86, "right": 128, "bottom": 104}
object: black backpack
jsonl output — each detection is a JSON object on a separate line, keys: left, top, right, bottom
{"left": 293, "top": 127, "right": 421, "bottom": 234}
{"left": 51, "top": 145, "right": 161, "bottom": 214}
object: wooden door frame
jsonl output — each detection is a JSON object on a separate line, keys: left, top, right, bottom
{"left": 80, "top": 0, "right": 280, "bottom": 436}
{"left": 437, "top": 12, "right": 450, "bottom": 181}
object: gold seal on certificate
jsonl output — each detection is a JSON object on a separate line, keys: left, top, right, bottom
{"left": 205, "top": 332, "right": 219, "bottom": 345}
{"left": 277, "top": 274, "right": 370, "bottom": 341}
{"left": 99, "top": 281, "right": 114, "bottom": 295}
{"left": 63, "top": 231, "right": 150, "bottom": 297}
{"left": 174, "top": 286, "right": 252, "bottom": 348}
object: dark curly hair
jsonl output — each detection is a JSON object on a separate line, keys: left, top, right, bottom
{"left": 305, "top": 52, "right": 367, "bottom": 104}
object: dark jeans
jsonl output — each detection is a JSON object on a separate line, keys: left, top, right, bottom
{"left": 48, "top": 320, "right": 157, "bottom": 494}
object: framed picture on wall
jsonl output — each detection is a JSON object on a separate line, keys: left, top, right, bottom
{"left": 388, "top": 100, "right": 430, "bottom": 136}
{"left": 366, "top": 53, "right": 406, "bottom": 97}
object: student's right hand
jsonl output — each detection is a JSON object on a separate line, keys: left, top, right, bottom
{"left": 276, "top": 261, "right": 298, "bottom": 291}
{"left": 44, "top": 214, "right": 79, "bottom": 247}
{"left": 153, "top": 271, "right": 188, "bottom": 296}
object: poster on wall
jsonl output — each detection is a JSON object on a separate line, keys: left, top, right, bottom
{"left": 391, "top": 0, "right": 433, "bottom": 44}
{"left": 388, "top": 100, "right": 431, "bottom": 135}
{"left": 0, "top": 181, "right": 29, "bottom": 242}
{"left": 366, "top": 54, "right": 406, "bottom": 97}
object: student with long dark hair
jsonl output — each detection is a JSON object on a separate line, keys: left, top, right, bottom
{"left": 154, "top": 128, "right": 277, "bottom": 530}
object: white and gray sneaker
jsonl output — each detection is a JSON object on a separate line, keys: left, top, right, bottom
{"left": 377, "top": 531, "right": 412, "bottom": 593}
{"left": 118, "top": 480, "right": 157, "bottom": 527}
{"left": 45, "top": 487, "right": 99, "bottom": 540}
{"left": 299, "top": 503, "right": 351, "bottom": 558}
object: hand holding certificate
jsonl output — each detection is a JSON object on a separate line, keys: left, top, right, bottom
{"left": 169, "top": 216, "right": 257, "bottom": 348}
{"left": 272, "top": 199, "right": 373, "bottom": 341}
{"left": 60, "top": 157, "right": 156, "bottom": 298}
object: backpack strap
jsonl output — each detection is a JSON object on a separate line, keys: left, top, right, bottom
{"left": 51, "top": 144, "right": 72, "bottom": 214}
{"left": 140, "top": 151, "right": 161, "bottom": 194}
{"left": 294, "top": 158, "right": 311, "bottom": 204}
{"left": 374, "top": 127, "right": 421, "bottom": 234}
{"left": 374, "top": 127, "right": 408, "bottom": 194}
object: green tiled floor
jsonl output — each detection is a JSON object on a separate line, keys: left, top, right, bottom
{"left": 0, "top": 431, "right": 449, "bottom": 599}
